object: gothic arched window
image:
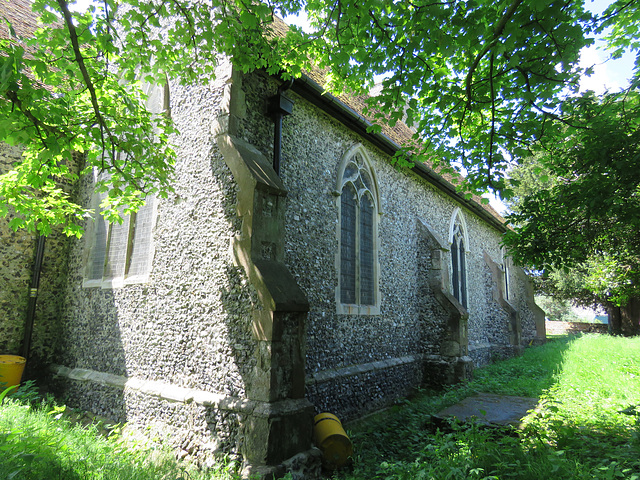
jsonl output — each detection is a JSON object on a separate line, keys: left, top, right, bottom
{"left": 450, "top": 210, "right": 468, "bottom": 309}
{"left": 337, "top": 147, "right": 380, "bottom": 314}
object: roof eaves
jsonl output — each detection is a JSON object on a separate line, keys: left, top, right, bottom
{"left": 288, "top": 74, "right": 508, "bottom": 233}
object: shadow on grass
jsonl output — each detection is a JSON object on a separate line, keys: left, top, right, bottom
{"left": 335, "top": 336, "right": 640, "bottom": 479}
{"left": 466, "top": 336, "right": 575, "bottom": 398}
{"left": 0, "top": 399, "right": 196, "bottom": 480}
{"left": 0, "top": 408, "right": 86, "bottom": 480}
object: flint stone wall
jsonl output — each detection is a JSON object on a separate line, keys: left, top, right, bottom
{"left": 239, "top": 71, "right": 540, "bottom": 420}
{"left": 45, "top": 62, "right": 542, "bottom": 467}
{"left": 0, "top": 143, "right": 72, "bottom": 372}
{"left": 51, "top": 370, "right": 245, "bottom": 461}
{"left": 546, "top": 320, "right": 608, "bottom": 335}
{"left": 51, "top": 61, "right": 261, "bottom": 463}
{"left": 0, "top": 144, "right": 32, "bottom": 355}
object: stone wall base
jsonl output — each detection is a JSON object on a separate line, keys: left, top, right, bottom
{"left": 307, "top": 358, "right": 424, "bottom": 422}
{"left": 469, "top": 344, "right": 525, "bottom": 367}
{"left": 48, "top": 368, "right": 244, "bottom": 464}
{"left": 47, "top": 365, "right": 321, "bottom": 478}
{"left": 422, "top": 355, "right": 473, "bottom": 386}
{"left": 242, "top": 447, "right": 323, "bottom": 480}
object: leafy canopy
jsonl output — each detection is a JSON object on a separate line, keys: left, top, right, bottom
{"left": 0, "top": 0, "right": 638, "bottom": 235}
{"left": 503, "top": 92, "right": 640, "bottom": 307}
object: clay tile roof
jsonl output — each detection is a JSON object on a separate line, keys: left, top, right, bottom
{"left": 0, "top": 0, "right": 62, "bottom": 93}
{"left": 0, "top": 0, "right": 42, "bottom": 42}
{"left": 270, "top": 16, "right": 507, "bottom": 229}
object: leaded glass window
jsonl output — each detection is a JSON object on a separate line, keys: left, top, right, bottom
{"left": 104, "top": 213, "right": 131, "bottom": 280}
{"left": 127, "top": 199, "right": 156, "bottom": 278}
{"left": 86, "top": 195, "right": 108, "bottom": 282}
{"left": 501, "top": 247, "right": 510, "bottom": 301}
{"left": 83, "top": 79, "right": 165, "bottom": 287}
{"left": 84, "top": 193, "right": 156, "bottom": 287}
{"left": 451, "top": 219, "right": 467, "bottom": 308}
{"left": 360, "top": 194, "right": 374, "bottom": 305}
{"left": 341, "top": 184, "right": 357, "bottom": 304}
{"left": 338, "top": 151, "right": 378, "bottom": 309}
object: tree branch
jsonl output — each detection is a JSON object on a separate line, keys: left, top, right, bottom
{"left": 489, "top": 51, "right": 496, "bottom": 174}
{"left": 465, "top": 0, "right": 524, "bottom": 106}
{"left": 56, "top": 0, "right": 111, "bottom": 155}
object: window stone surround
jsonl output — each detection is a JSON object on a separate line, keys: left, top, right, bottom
{"left": 334, "top": 144, "right": 381, "bottom": 315}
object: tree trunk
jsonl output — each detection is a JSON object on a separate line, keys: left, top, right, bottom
{"left": 621, "top": 297, "right": 640, "bottom": 336}
{"left": 607, "top": 297, "right": 640, "bottom": 336}
{"left": 608, "top": 304, "right": 622, "bottom": 335}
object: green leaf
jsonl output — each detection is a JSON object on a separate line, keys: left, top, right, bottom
{"left": 0, "top": 384, "right": 18, "bottom": 403}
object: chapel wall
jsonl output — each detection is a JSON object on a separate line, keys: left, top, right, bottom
{"left": 0, "top": 143, "right": 73, "bottom": 372}
{"left": 463, "top": 214, "right": 513, "bottom": 365}
{"left": 50, "top": 59, "right": 259, "bottom": 461}
{"left": 239, "top": 71, "right": 541, "bottom": 420}
{"left": 41, "top": 58, "right": 542, "bottom": 461}
{"left": 512, "top": 266, "right": 546, "bottom": 343}
{"left": 0, "top": 144, "right": 33, "bottom": 355}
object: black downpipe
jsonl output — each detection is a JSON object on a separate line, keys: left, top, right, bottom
{"left": 273, "top": 113, "right": 284, "bottom": 175}
{"left": 20, "top": 234, "right": 45, "bottom": 360}
{"left": 273, "top": 113, "right": 284, "bottom": 176}
{"left": 269, "top": 79, "right": 294, "bottom": 175}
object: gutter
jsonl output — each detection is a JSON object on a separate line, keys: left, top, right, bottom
{"left": 287, "top": 75, "right": 508, "bottom": 233}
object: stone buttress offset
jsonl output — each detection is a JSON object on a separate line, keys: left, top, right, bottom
{"left": 483, "top": 251, "right": 523, "bottom": 356}
{"left": 417, "top": 220, "right": 472, "bottom": 383}
{"left": 212, "top": 67, "right": 318, "bottom": 479}
{"left": 520, "top": 268, "right": 547, "bottom": 342}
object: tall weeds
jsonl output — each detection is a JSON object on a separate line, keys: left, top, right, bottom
{"left": 1, "top": 335, "right": 638, "bottom": 479}
{"left": 0, "top": 383, "right": 238, "bottom": 480}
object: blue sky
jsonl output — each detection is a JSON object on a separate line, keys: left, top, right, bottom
{"left": 580, "top": 0, "right": 636, "bottom": 93}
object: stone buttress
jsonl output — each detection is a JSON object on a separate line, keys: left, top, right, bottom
{"left": 212, "top": 66, "right": 318, "bottom": 479}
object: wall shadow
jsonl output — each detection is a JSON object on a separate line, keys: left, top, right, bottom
{"left": 351, "top": 336, "right": 574, "bottom": 439}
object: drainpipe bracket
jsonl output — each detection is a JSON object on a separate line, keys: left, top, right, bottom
{"left": 268, "top": 93, "right": 294, "bottom": 118}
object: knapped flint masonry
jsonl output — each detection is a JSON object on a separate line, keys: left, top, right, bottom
{"left": 1, "top": 3, "right": 545, "bottom": 478}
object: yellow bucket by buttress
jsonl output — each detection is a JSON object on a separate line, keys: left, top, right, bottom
{"left": 313, "top": 412, "right": 353, "bottom": 469}
{"left": 0, "top": 355, "right": 26, "bottom": 391}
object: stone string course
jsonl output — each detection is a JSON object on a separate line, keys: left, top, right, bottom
{"left": 51, "top": 363, "right": 312, "bottom": 464}
{"left": 53, "top": 374, "right": 244, "bottom": 463}
{"left": 307, "top": 361, "right": 424, "bottom": 421}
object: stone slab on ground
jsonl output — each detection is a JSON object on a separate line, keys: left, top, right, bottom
{"left": 436, "top": 393, "right": 539, "bottom": 426}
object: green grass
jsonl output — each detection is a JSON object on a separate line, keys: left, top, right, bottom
{"left": 1, "top": 335, "right": 639, "bottom": 480}
{"left": 339, "top": 335, "right": 640, "bottom": 480}
{"left": 0, "top": 383, "right": 241, "bottom": 480}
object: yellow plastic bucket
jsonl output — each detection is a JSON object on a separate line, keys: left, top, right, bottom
{"left": 0, "top": 355, "right": 26, "bottom": 391}
{"left": 313, "top": 412, "right": 353, "bottom": 469}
